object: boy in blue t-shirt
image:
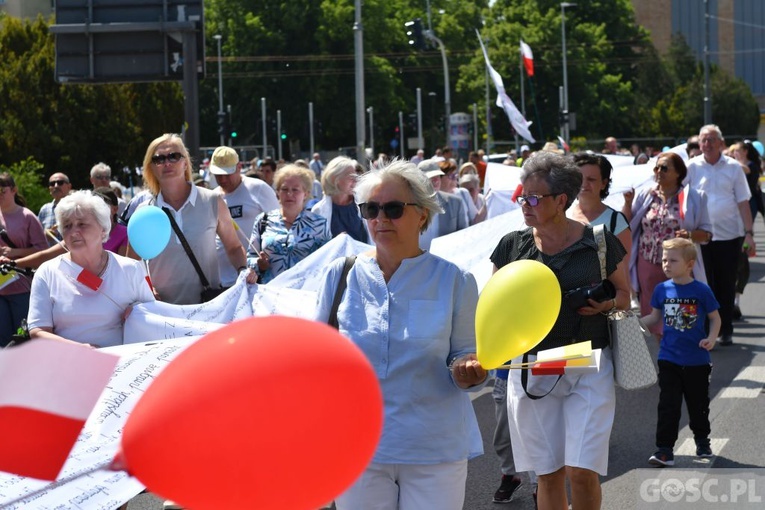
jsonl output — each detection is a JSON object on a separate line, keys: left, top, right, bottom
{"left": 640, "top": 238, "right": 721, "bottom": 467}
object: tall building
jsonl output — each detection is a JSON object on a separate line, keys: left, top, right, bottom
{"left": 632, "top": 0, "right": 765, "bottom": 136}
{"left": 0, "top": 0, "right": 53, "bottom": 20}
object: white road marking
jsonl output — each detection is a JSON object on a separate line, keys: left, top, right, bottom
{"left": 675, "top": 437, "right": 729, "bottom": 457}
{"left": 720, "top": 366, "right": 765, "bottom": 399}
{"left": 470, "top": 385, "right": 494, "bottom": 401}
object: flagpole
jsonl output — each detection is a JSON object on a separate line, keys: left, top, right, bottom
{"left": 518, "top": 40, "right": 524, "bottom": 154}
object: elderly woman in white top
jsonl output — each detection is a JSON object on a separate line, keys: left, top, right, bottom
{"left": 311, "top": 156, "right": 371, "bottom": 243}
{"left": 315, "top": 159, "right": 487, "bottom": 510}
{"left": 27, "top": 191, "right": 155, "bottom": 347}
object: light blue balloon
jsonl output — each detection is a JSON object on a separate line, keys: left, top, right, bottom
{"left": 753, "top": 140, "right": 764, "bottom": 157}
{"left": 128, "top": 206, "right": 171, "bottom": 260}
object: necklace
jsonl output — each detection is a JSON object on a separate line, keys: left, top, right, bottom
{"left": 97, "top": 251, "right": 109, "bottom": 277}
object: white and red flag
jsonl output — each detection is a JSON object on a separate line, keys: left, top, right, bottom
{"left": 520, "top": 39, "right": 534, "bottom": 77}
{"left": 477, "top": 31, "right": 535, "bottom": 143}
{"left": 0, "top": 339, "right": 119, "bottom": 480}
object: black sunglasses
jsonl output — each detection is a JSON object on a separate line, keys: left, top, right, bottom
{"left": 48, "top": 179, "right": 69, "bottom": 187}
{"left": 516, "top": 194, "right": 557, "bottom": 207}
{"left": 654, "top": 164, "right": 670, "bottom": 173}
{"left": 151, "top": 152, "right": 184, "bottom": 165}
{"left": 359, "top": 201, "right": 418, "bottom": 220}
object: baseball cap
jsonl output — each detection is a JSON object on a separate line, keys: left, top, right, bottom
{"left": 418, "top": 159, "right": 445, "bottom": 179}
{"left": 209, "top": 146, "right": 239, "bottom": 175}
{"left": 520, "top": 145, "right": 530, "bottom": 153}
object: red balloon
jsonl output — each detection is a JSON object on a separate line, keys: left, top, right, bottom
{"left": 118, "top": 316, "right": 383, "bottom": 510}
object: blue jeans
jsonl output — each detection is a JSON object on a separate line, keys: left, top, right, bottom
{"left": 0, "top": 292, "right": 30, "bottom": 347}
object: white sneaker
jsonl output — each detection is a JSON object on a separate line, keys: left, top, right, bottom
{"left": 163, "top": 501, "right": 183, "bottom": 510}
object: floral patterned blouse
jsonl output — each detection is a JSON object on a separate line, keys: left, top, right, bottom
{"left": 247, "top": 208, "right": 330, "bottom": 283}
{"left": 639, "top": 189, "right": 682, "bottom": 265}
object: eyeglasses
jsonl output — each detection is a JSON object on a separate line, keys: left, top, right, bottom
{"left": 49, "top": 179, "right": 69, "bottom": 187}
{"left": 359, "top": 201, "right": 418, "bottom": 220}
{"left": 516, "top": 194, "right": 556, "bottom": 207}
{"left": 92, "top": 174, "right": 111, "bottom": 180}
{"left": 151, "top": 152, "right": 184, "bottom": 165}
{"left": 654, "top": 164, "right": 670, "bottom": 173}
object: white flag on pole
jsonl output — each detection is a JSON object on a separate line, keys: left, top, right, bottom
{"left": 477, "top": 31, "right": 535, "bottom": 143}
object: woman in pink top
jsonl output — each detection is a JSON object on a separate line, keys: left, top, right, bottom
{"left": 0, "top": 173, "right": 48, "bottom": 346}
{"left": 95, "top": 187, "right": 128, "bottom": 255}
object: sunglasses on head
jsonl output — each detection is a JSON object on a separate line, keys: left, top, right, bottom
{"left": 359, "top": 201, "right": 418, "bottom": 220}
{"left": 49, "top": 179, "right": 69, "bottom": 187}
{"left": 151, "top": 152, "right": 184, "bottom": 165}
{"left": 515, "top": 194, "right": 556, "bottom": 207}
{"left": 654, "top": 164, "right": 670, "bottom": 173}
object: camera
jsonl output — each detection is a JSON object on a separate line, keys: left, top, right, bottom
{"left": 564, "top": 280, "right": 616, "bottom": 310}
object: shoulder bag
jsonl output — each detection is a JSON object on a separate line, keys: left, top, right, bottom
{"left": 594, "top": 225, "right": 657, "bottom": 390}
{"left": 162, "top": 207, "right": 225, "bottom": 303}
{"left": 328, "top": 256, "right": 356, "bottom": 329}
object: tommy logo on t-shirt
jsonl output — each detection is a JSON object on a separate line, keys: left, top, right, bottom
{"left": 228, "top": 205, "right": 243, "bottom": 219}
{"left": 663, "top": 298, "right": 698, "bottom": 331}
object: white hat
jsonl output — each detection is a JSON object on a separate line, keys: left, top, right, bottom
{"left": 418, "top": 159, "right": 445, "bottom": 179}
{"left": 209, "top": 146, "right": 239, "bottom": 175}
{"left": 520, "top": 145, "right": 530, "bottom": 153}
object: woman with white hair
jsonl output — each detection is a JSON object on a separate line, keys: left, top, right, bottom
{"left": 311, "top": 156, "right": 370, "bottom": 243}
{"left": 27, "top": 190, "right": 155, "bottom": 347}
{"left": 315, "top": 159, "right": 487, "bottom": 510}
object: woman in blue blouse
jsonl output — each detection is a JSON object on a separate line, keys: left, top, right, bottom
{"left": 311, "top": 156, "right": 371, "bottom": 243}
{"left": 315, "top": 159, "right": 487, "bottom": 510}
{"left": 248, "top": 165, "right": 330, "bottom": 283}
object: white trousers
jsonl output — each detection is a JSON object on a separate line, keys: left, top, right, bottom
{"left": 334, "top": 460, "right": 468, "bottom": 510}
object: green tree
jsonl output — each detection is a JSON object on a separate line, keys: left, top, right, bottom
{"left": 0, "top": 16, "right": 182, "bottom": 189}
{"left": 0, "top": 157, "right": 48, "bottom": 213}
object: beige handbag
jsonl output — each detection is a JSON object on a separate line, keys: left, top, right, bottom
{"left": 593, "top": 225, "right": 657, "bottom": 390}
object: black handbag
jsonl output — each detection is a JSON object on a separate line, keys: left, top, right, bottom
{"left": 162, "top": 207, "right": 225, "bottom": 303}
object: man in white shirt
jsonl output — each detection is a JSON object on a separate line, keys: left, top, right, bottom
{"left": 209, "top": 146, "right": 280, "bottom": 287}
{"left": 310, "top": 153, "right": 324, "bottom": 179}
{"left": 686, "top": 124, "right": 755, "bottom": 345}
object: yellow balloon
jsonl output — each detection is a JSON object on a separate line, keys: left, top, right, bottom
{"left": 476, "top": 259, "right": 562, "bottom": 369}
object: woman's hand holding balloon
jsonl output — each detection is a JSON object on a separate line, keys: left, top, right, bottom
{"left": 450, "top": 354, "right": 487, "bottom": 389}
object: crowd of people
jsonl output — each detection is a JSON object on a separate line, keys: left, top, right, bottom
{"left": 0, "top": 125, "right": 763, "bottom": 510}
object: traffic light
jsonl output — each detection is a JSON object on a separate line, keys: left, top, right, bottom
{"left": 280, "top": 132, "right": 287, "bottom": 141}
{"left": 217, "top": 112, "right": 227, "bottom": 136}
{"left": 405, "top": 18, "right": 425, "bottom": 50}
{"left": 558, "top": 109, "right": 569, "bottom": 126}
{"left": 231, "top": 129, "right": 238, "bottom": 139}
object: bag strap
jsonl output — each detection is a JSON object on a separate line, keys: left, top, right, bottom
{"left": 328, "top": 256, "right": 357, "bottom": 329}
{"left": 594, "top": 224, "right": 607, "bottom": 280}
{"left": 0, "top": 229, "right": 17, "bottom": 249}
{"left": 161, "top": 207, "right": 211, "bottom": 289}
{"left": 258, "top": 212, "right": 268, "bottom": 237}
{"left": 520, "top": 353, "right": 562, "bottom": 400}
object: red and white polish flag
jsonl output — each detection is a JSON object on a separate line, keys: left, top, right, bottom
{"left": 520, "top": 40, "right": 534, "bottom": 77}
{"left": 0, "top": 339, "right": 119, "bottom": 481}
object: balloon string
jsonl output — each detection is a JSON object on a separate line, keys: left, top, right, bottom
{"left": 0, "top": 461, "right": 119, "bottom": 509}
{"left": 232, "top": 220, "right": 261, "bottom": 254}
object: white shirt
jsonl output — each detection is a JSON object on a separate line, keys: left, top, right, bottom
{"left": 686, "top": 154, "right": 751, "bottom": 240}
{"left": 28, "top": 252, "right": 155, "bottom": 347}
{"left": 215, "top": 176, "right": 279, "bottom": 286}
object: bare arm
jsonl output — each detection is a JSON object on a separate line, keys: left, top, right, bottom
{"left": 216, "top": 197, "right": 247, "bottom": 271}
{"left": 29, "top": 327, "right": 95, "bottom": 348}
{"left": 738, "top": 200, "right": 756, "bottom": 256}
{"left": 699, "top": 310, "right": 722, "bottom": 351}
{"left": 640, "top": 308, "right": 662, "bottom": 329}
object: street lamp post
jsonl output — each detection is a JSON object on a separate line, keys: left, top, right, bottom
{"left": 560, "top": 2, "right": 576, "bottom": 144}
{"left": 214, "top": 34, "right": 224, "bottom": 146}
{"left": 428, "top": 91, "right": 437, "bottom": 153}
{"left": 423, "top": 31, "right": 450, "bottom": 148}
{"left": 367, "top": 106, "right": 374, "bottom": 155}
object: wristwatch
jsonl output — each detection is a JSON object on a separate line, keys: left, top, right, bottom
{"left": 745, "top": 230, "right": 754, "bottom": 236}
